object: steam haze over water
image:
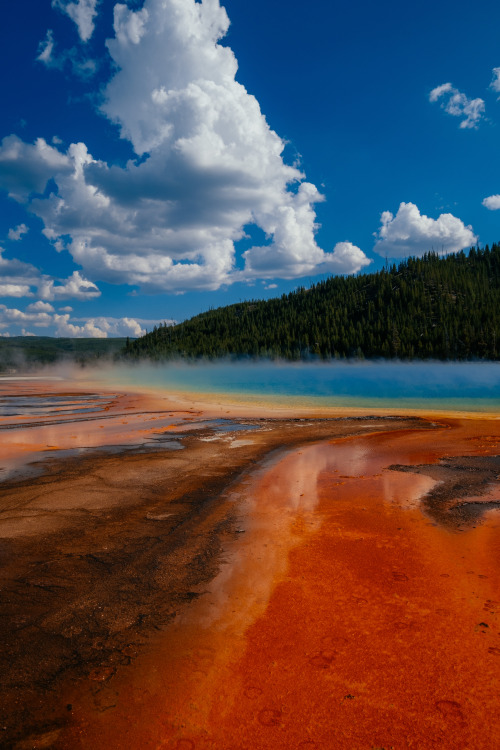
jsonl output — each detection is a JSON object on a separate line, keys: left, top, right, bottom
{"left": 92, "top": 361, "right": 500, "bottom": 412}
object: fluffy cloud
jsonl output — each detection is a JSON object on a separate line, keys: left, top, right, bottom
{"left": 0, "top": 305, "right": 53, "bottom": 328}
{"left": 482, "top": 194, "right": 500, "bottom": 210}
{"left": 0, "top": 135, "right": 71, "bottom": 202}
{"left": 0, "top": 245, "right": 100, "bottom": 302}
{"left": 0, "top": 284, "right": 32, "bottom": 297}
{"left": 54, "top": 315, "right": 108, "bottom": 338}
{"left": 37, "top": 270, "right": 101, "bottom": 301}
{"left": 7, "top": 224, "right": 29, "bottom": 241}
{"left": 373, "top": 202, "right": 477, "bottom": 258}
{"left": 0, "top": 247, "right": 38, "bottom": 297}
{"left": 52, "top": 0, "right": 100, "bottom": 42}
{"left": 0, "top": 0, "right": 369, "bottom": 293}
{"left": 490, "top": 68, "right": 500, "bottom": 96}
{"left": 429, "top": 83, "right": 485, "bottom": 129}
{"left": 26, "top": 301, "right": 55, "bottom": 313}
{"left": 55, "top": 315, "right": 152, "bottom": 337}
{"left": 0, "top": 303, "right": 158, "bottom": 338}
{"left": 328, "top": 242, "right": 372, "bottom": 274}
{"left": 242, "top": 232, "right": 371, "bottom": 279}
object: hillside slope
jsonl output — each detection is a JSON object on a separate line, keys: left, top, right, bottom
{"left": 127, "top": 244, "right": 500, "bottom": 361}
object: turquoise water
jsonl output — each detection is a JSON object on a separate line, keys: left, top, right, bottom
{"left": 95, "top": 361, "right": 500, "bottom": 412}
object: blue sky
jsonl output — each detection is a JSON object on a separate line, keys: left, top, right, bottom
{"left": 0, "top": 0, "right": 499, "bottom": 338}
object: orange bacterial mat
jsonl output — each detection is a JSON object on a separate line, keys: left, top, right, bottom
{"left": 57, "top": 418, "right": 500, "bottom": 749}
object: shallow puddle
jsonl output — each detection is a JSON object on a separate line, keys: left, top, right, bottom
{"left": 0, "top": 383, "right": 200, "bottom": 481}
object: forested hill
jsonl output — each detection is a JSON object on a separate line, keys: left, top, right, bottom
{"left": 127, "top": 244, "right": 500, "bottom": 361}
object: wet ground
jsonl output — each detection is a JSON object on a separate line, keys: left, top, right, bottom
{"left": 0, "top": 378, "right": 432, "bottom": 749}
{"left": 2, "top": 378, "right": 500, "bottom": 748}
{"left": 58, "top": 420, "right": 500, "bottom": 750}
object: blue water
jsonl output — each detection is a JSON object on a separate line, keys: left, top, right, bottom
{"left": 98, "top": 361, "right": 500, "bottom": 412}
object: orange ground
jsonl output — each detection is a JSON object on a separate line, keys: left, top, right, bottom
{"left": 55, "top": 417, "right": 500, "bottom": 750}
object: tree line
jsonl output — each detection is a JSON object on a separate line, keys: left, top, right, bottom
{"left": 125, "top": 243, "right": 500, "bottom": 361}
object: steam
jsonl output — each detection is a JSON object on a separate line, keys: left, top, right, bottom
{"left": 11, "top": 359, "right": 498, "bottom": 412}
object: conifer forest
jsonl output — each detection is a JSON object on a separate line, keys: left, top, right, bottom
{"left": 127, "top": 244, "right": 500, "bottom": 361}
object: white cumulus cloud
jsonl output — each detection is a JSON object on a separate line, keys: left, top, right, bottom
{"left": 429, "top": 82, "right": 485, "bottom": 129}
{"left": 0, "top": 245, "right": 101, "bottom": 303}
{"left": 54, "top": 314, "right": 108, "bottom": 338}
{"left": 0, "top": 284, "right": 32, "bottom": 298}
{"left": 8, "top": 224, "right": 29, "bottom": 241}
{"left": 0, "top": 303, "right": 156, "bottom": 338}
{"left": 482, "top": 194, "right": 500, "bottom": 210}
{"left": 54, "top": 314, "right": 156, "bottom": 338}
{"left": 0, "top": 304, "right": 54, "bottom": 328}
{"left": 328, "top": 242, "right": 372, "bottom": 274}
{"left": 26, "top": 301, "right": 55, "bottom": 313}
{"left": 52, "top": 0, "right": 100, "bottom": 42}
{"left": 63, "top": 316, "right": 153, "bottom": 337}
{"left": 0, "top": 0, "right": 369, "bottom": 293}
{"left": 0, "top": 247, "right": 38, "bottom": 297}
{"left": 37, "top": 270, "right": 101, "bottom": 301}
{"left": 373, "top": 202, "right": 477, "bottom": 258}
{"left": 0, "top": 135, "right": 71, "bottom": 202}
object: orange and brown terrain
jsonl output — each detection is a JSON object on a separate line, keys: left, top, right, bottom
{"left": 1, "top": 377, "right": 500, "bottom": 749}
